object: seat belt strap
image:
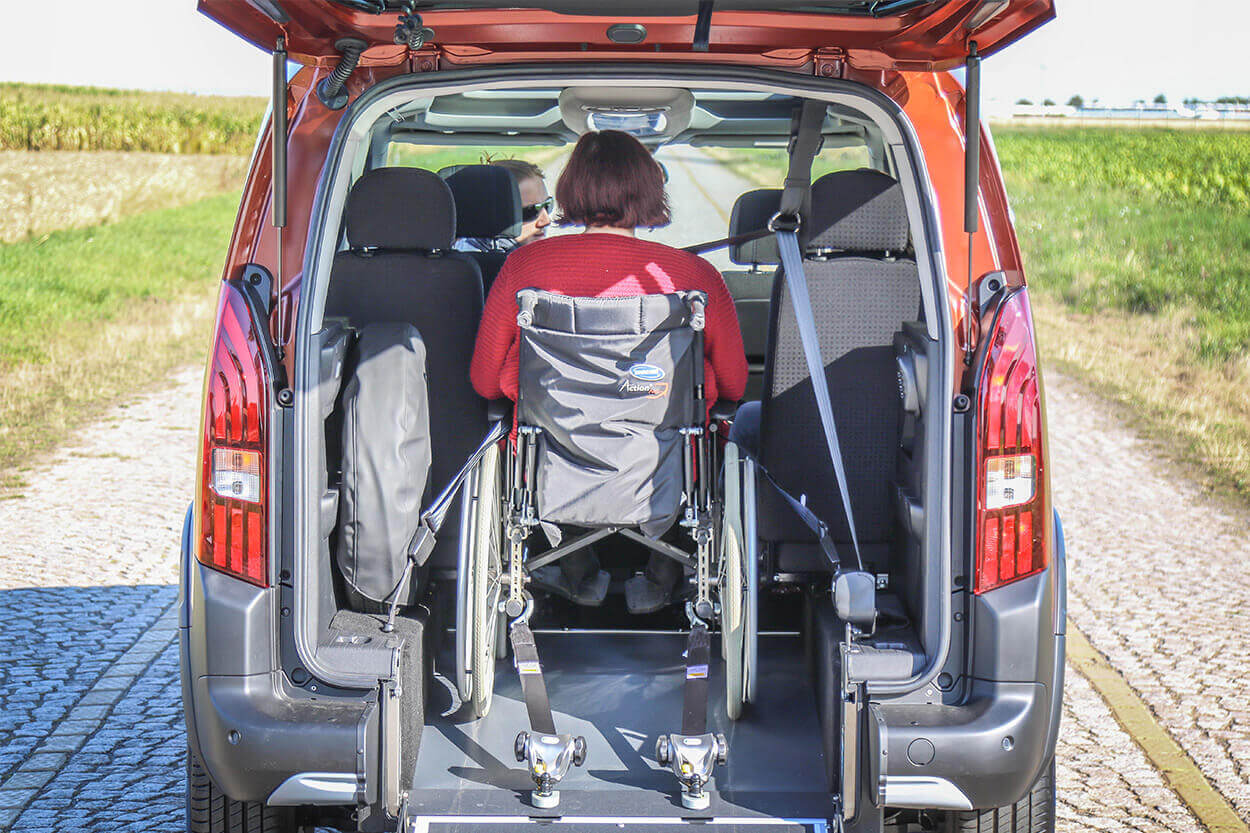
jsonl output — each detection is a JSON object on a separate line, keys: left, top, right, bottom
{"left": 769, "top": 98, "right": 865, "bottom": 571}
{"left": 680, "top": 624, "right": 712, "bottom": 736}
{"left": 509, "top": 621, "right": 558, "bottom": 736}
{"left": 778, "top": 99, "right": 828, "bottom": 231}
{"left": 775, "top": 230, "right": 864, "bottom": 572}
{"left": 407, "top": 418, "right": 508, "bottom": 566}
{"left": 757, "top": 464, "right": 844, "bottom": 569}
{"left": 681, "top": 227, "right": 773, "bottom": 256}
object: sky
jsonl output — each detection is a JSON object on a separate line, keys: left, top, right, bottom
{"left": 1, "top": 0, "right": 1246, "bottom": 109}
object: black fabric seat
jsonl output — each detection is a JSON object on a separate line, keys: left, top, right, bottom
{"left": 324, "top": 167, "right": 488, "bottom": 572}
{"left": 757, "top": 169, "right": 921, "bottom": 574}
{"left": 440, "top": 164, "right": 523, "bottom": 293}
{"left": 722, "top": 189, "right": 781, "bottom": 401}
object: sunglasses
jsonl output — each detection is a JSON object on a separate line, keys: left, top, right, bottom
{"left": 522, "top": 196, "right": 554, "bottom": 222}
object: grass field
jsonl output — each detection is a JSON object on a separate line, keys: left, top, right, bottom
{"left": 992, "top": 126, "right": 1250, "bottom": 497}
{"left": 0, "top": 137, "right": 559, "bottom": 489}
{"left": 0, "top": 193, "right": 240, "bottom": 489}
{"left": 0, "top": 83, "right": 265, "bottom": 154}
{"left": 0, "top": 151, "right": 249, "bottom": 243}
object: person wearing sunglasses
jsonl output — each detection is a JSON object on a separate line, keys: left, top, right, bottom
{"left": 490, "top": 158, "right": 552, "bottom": 245}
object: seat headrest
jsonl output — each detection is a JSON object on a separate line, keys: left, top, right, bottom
{"left": 729, "top": 188, "right": 782, "bottom": 266}
{"left": 440, "top": 164, "right": 523, "bottom": 240}
{"left": 809, "top": 169, "right": 909, "bottom": 252}
{"left": 344, "top": 167, "right": 456, "bottom": 251}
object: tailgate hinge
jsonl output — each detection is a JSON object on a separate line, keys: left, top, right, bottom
{"left": 814, "top": 48, "right": 846, "bottom": 79}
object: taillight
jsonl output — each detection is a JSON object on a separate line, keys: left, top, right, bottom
{"left": 198, "top": 285, "right": 270, "bottom": 587}
{"left": 974, "top": 288, "right": 1046, "bottom": 594}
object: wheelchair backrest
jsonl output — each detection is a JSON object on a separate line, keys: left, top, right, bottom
{"left": 516, "top": 289, "right": 707, "bottom": 532}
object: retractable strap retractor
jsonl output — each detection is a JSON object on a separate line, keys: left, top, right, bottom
{"left": 657, "top": 618, "right": 728, "bottom": 811}
{"left": 510, "top": 613, "right": 587, "bottom": 809}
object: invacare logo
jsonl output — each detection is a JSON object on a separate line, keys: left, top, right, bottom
{"left": 620, "top": 363, "right": 669, "bottom": 398}
{"left": 628, "top": 363, "right": 666, "bottom": 382}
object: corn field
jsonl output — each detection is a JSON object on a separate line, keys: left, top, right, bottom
{"left": 0, "top": 83, "right": 265, "bottom": 155}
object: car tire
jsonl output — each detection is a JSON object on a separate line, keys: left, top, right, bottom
{"left": 943, "top": 759, "right": 1056, "bottom": 833}
{"left": 186, "top": 747, "right": 301, "bottom": 833}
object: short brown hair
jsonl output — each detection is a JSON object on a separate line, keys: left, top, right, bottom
{"left": 487, "top": 156, "right": 545, "bottom": 183}
{"left": 555, "top": 131, "right": 670, "bottom": 229}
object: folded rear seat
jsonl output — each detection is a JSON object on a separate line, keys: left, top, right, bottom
{"left": 324, "top": 167, "right": 488, "bottom": 601}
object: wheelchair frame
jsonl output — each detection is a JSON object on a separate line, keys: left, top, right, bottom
{"left": 454, "top": 290, "right": 758, "bottom": 810}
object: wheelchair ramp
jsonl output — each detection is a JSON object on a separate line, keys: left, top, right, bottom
{"left": 412, "top": 632, "right": 833, "bottom": 823}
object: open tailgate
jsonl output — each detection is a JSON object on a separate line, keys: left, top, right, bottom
{"left": 199, "top": 0, "right": 1053, "bottom": 70}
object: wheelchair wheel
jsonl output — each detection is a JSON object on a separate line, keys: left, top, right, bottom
{"left": 720, "top": 442, "right": 755, "bottom": 720}
{"left": 468, "top": 441, "right": 505, "bottom": 719}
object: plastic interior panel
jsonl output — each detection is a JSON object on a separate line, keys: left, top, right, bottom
{"left": 412, "top": 631, "right": 833, "bottom": 820}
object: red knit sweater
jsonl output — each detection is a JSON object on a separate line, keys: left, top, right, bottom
{"left": 470, "top": 233, "right": 748, "bottom": 406}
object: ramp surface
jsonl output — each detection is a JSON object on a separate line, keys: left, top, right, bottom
{"left": 412, "top": 631, "right": 833, "bottom": 821}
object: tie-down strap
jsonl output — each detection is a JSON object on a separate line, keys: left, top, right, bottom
{"left": 681, "top": 624, "right": 712, "bottom": 736}
{"left": 510, "top": 621, "right": 558, "bottom": 736}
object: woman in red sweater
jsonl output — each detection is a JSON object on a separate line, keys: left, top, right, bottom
{"left": 470, "top": 129, "right": 747, "bottom": 613}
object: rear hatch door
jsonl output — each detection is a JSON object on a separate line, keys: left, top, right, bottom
{"left": 200, "top": 0, "right": 1053, "bottom": 70}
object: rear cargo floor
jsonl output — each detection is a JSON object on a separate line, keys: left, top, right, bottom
{"left": 411, "top": 631, "right": 833, "bottom": 821}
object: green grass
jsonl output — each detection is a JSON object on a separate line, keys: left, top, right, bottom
{"left": 0, "top": 193, "right": 238, "bottom": 365}
{"left": 992, "top": 126, "right": 1250, "bottom": 497}
{"left": 994, "top": 127, "right": 1250, "bottom": 364}
{"left": 0, "top": 193, "right": 239, "bottom": 486}
{"left": 0, "top": 82, "right": 264, "bottom": 154}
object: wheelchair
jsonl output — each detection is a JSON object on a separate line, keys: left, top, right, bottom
{"left": 454, "top": 288, "right": 757, "bottom": 809}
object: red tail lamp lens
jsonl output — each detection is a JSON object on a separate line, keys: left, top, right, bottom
{"left": 198, "top": 286, "right": 269, "bottom": 588}
{"left": 974, "top": 289, "right": 1046, "bottom": 594}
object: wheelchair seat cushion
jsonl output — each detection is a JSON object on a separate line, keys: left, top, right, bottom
{"left": 516, "top": 290, "right": 705, "bottom": 533}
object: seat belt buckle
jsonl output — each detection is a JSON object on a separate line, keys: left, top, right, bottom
{"left": 656, "top": 732, "right": 729, "bottom": 810}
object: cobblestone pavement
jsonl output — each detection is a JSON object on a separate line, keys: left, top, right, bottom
{"left": 1047, "top": 371, "right": 1250, "bottom": 822}
{"left": 0, "top": 366, "right": 197, "bottom": 831}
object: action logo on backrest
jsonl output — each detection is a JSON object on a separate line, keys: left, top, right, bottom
{"left": 620, "top": 363, "right": 670, "bottom": 398}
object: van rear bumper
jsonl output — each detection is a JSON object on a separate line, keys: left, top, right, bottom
{"left": 186, "top": 669, "right": 378, "bottom": 804}
{"left": 180, "top": 504, "right": 377, "bottom": 805}
{"left": 868, "top": 667, "right": 1061, "bottom": 810}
